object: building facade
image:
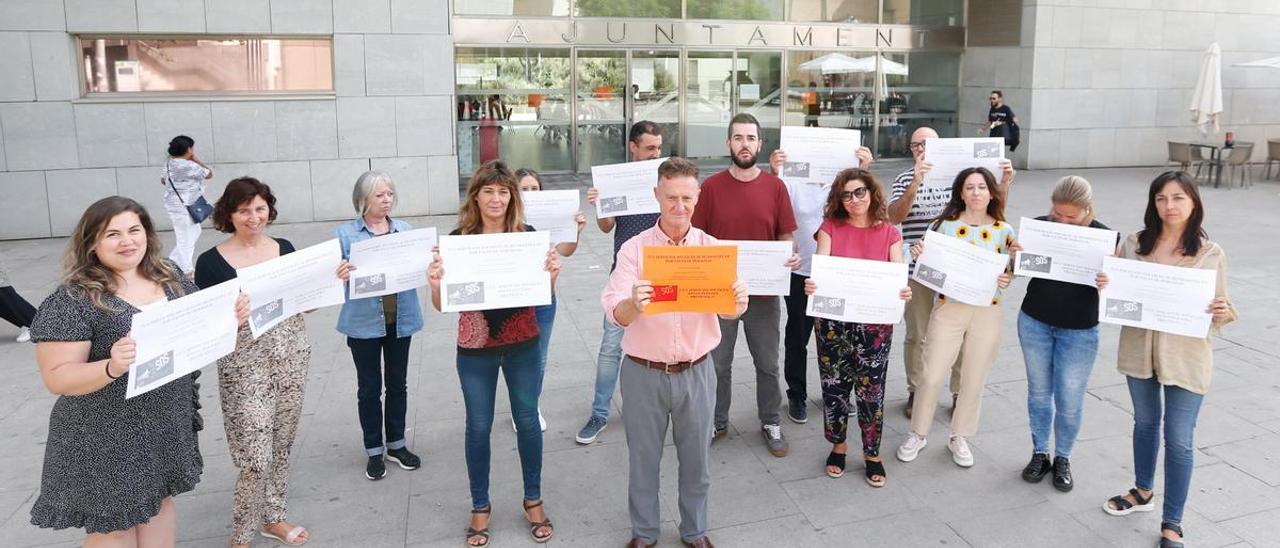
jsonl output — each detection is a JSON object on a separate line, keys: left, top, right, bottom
{"left": 0, "top": 0, "right": 1277, "bottom": 240}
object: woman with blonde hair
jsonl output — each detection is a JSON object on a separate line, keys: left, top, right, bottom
{"left": 802, "top": 168, "right": 911, "bottom": 486}
{"left": 28, "top": 196, "right": 247, "bottom": 546}
{"left": 429, "top": 160, "right": 560, "bottom": 546}
{"left": 1013, "top": 175, "right": 1114, "bottom": 492}
{"left": 334, "top": 170, "right": 426, "bottom": 481}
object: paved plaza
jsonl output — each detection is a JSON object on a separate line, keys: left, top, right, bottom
{"left": 0, "top": 166, "right": 1277, "bottom": 548}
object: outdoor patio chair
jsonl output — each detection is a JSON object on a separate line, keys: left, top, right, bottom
{"left": 1224, "top": 142, "right": 1255, "bottom": 188}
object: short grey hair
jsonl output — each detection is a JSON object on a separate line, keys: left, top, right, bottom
{"left": 352, "top": 170, "right": 397, "bottom": 216}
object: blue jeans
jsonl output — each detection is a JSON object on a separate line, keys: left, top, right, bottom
{"left": 1128, "top": 376, "right": 1204, "bottom": 526}
{"left": 347, "top": 329, "right": 413, "bottom": 456}
{"left": 1017, "top": 312, "right": 1099, "bottom": 458}
{"left": 589, "top": 315, "right": 626, "bottom": 420}
{"left": 457, "top": 342, "right": 543, "bottom": 509}
{"left": 534, "top": 295, "right": 557, "bottom": 395}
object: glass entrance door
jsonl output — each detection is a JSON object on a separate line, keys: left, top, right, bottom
{"left": 575, "top": 49, "right": 627, "bottom": 171}
{"left": 630, "top": 50, "right": 680, "bottom": 158}
{"left": 683, "top": 50, "right": 734, "bottom": 163}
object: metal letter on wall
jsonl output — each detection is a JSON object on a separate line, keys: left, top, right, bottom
{"left": 655, "top": 23, "right": 675, "bottom": 44}
{"left": 793, "top": 26, "right": 813, "bottom": 46}
{"left": 507, "top": 21, "right": 530, "bottom": 43}
{"left": 454, "top": 19, "right": 964, "bottom": 51}
{"left": 607, "top": 22, "right": 627, "bottom": 43}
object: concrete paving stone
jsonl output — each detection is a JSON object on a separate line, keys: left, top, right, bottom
{"left": 1220, "top": 506, "right": 1280, "bottom": 548}
{"left": 1072, "top": 505, "right": 1244, "bottom": 548}
{"left": 671, "top": 466, "right": 800, "bottom": 532}
{"left": 819, "top": 508, "right": 971, "bottom": 547}
{"left": 1186, "top": 462, "right": 1280, "bottom": 523}
{"left": 897, "top": 443, "right": 1050, "bottom": 522}
{"left": 705, "top": 514, "right": 823, "bottom": 547}
{"left": 951, "top": 501, "right": 1106, "bottom": 548}
{"left": 0, "top": 495, "right": 82, "bottom": 547}
{"left": 781, "top": 473, "right": 925, "bottom": 529}
{"left": 1194, "top": 404, "right": 1270, "bottom": 450}
{"left": 1205, "top": 433, "right": 1280, "bottom": 487}
{"left": 0, "top": 489, "right": 32, "bottom": 525}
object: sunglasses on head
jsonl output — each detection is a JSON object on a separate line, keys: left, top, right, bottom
{"left": 839, "top": 187, "right": 870, "bottom": 201}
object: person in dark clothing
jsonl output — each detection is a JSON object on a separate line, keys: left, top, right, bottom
{"left": 0, "top": 262, "right": 36, "bottom": 342}
{"left": 985, "top": 90, "right": 1020, "bottom": 151}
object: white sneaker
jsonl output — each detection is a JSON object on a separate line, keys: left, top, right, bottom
{"left": 16, "top": 327, "right": 30, "bottom": 343}
{"left": 512, "top": 409, "right": 549, "bottom": 433}
{"left": 948, "top": 434, "right": 974, "bottom": 467}
{"left": 896, "top": 432, "right": 928, "bottom": 462}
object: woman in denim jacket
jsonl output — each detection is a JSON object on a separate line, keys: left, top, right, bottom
{"left": 335, "top": 170, "right": 426, "bottom": 481}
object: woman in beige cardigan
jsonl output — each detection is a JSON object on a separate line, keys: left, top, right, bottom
{"left": 1095, "top": 171, "right": 1236, "bottom": 548}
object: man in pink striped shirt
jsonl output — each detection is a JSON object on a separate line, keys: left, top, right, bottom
{"left": 602, "top": 157, "right": 748, "bottom": 548}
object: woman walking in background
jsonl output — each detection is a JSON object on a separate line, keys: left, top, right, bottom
{"left": 0, "top": 257, "right": 37, "bottom": 342}
{"left": 160, "top": 135, "right": 213, "bottom": 276}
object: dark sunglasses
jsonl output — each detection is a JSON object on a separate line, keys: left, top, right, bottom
{"left": 840, "top": 187, "right": 870, "bottom": 201}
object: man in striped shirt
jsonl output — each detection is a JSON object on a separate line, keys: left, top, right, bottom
{"left": 888, "top": 126, "right": 1015, "bottom": 418}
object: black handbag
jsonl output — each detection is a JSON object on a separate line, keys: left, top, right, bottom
{"left": 166, "top": 161, "right": 213, "bottom": 224}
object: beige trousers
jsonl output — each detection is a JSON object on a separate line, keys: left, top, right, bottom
{"left": 908, "top": 300, "right": 1004, "bottom": 438}
{"left": 903, "top": 279, "right": 961, "bottom": 394}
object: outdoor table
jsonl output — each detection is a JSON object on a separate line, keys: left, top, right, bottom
{"left": 1188, "top": 142, "right": 1224, "bottom": 187}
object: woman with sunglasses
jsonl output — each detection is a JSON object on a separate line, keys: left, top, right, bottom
{"left": 803, "top": 169, "right": 911, "bottom": 486}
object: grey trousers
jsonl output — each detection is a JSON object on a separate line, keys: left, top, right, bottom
{"left": 712, "top": 295, "right": 783, "bottom": 426}
{"left": 620, "top": 356, "right": 715, "bottom": 544}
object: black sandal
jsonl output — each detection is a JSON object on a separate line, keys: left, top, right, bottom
{"left": 1159, "top": 522, "right": 1185, "bottom": 548}
{"left": 825, "top": 451, "right": 847, "bottom": 478}
{"left": 523, "top": 499, "right": 554, "bottom": 543}
{"left": 1103, "top": 487, "right": 1155, "bottom": 516}
{"left": 465, "top": 505, "right": 491, "bottom": 547}
{"left": 864, "top": 459, "right": 887, "bottom": 488}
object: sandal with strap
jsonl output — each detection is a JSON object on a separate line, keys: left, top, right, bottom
{"left": 465, "top": 505, "right": 491, "bottom": 547}
{"left": 864, "top": 459, "right": 887, "bottom": 488}
{"left": 825, "top": 451, "right": 847, "bottom": 478}
{"left": 523, "top": 499, "right": 554, "bottom": 543}
{"left": 1159, "top": 522, "right": 1185, "bottom": 548}
{"left": 260, "top": 524, "right": 308, "bottom": 546}
{"left": 1103, "top": 487, "right": 1155, "bottom": 516}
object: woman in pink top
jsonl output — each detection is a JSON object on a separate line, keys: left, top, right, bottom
{"left": 803, "top": 168, "right": 912, "bottom": 487}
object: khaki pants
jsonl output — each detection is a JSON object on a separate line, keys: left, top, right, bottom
{"left": 903, "top": 279, "right": 961, "bottom": 394}
{"left": 909, "top": 300, "right": 1004, "bottom": 438}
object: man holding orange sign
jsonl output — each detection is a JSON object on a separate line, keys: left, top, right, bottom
{"left": 601, "top": 157, "right": 747, "bottom": 548}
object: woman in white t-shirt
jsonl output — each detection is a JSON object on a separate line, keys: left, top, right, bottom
{"left": 160, "top": 135, "right": 213, "bottom": 275}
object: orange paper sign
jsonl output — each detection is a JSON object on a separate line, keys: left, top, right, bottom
{"left": 641, "top": 245, "right": 737, "bottom": 315}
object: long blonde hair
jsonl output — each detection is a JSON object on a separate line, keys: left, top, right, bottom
{"left": 64, "top": 197, "right": 184, "bottom": 311}
{"left": 1050, "top": 175, "right": 1095, "bottom": 225}
{"left": 456, "top": 160, "right": 526, "bottom": 235}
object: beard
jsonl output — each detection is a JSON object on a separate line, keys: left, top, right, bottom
{"left": 731, "top": 148, "right": 758, "bottom": 169}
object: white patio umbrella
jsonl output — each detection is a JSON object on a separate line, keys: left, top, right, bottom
{"left": 1190, "top": 42, "right": 1223, "bottom": 135}
{"left": 1233, "top": 55, "right": 1280, "bottom": 69}
{"left": 797, "top": 53, "right": 863, "bottom": 75}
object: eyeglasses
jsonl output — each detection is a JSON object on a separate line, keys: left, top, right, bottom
{"left": 840, "top": 187, "right": 870, "bottom": 201}
{"left": 909, "top": 141, "right": 926, "bottom": 151}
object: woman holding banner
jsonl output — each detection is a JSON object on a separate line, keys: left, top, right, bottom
{"left": 802, "top": 168, "right": 911, "bottom": 487}
{"left": 896, "top": 167, "right": 1014, "bottom": 469}
{"left": 1097, "top": 171, "right": 1235, "bottom": 548}
{"left": 429, "top": 160, "right": 560, "bottom": 546}
{"left": 28, "top": 196, "right": 247, "bottom": 546}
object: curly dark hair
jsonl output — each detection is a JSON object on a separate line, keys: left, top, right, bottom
{"left": 212, "top": 177, "right": 278, "bottom": 233}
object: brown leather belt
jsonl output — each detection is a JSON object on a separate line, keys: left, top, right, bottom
{"left": 626, "top": 354, "right": 707, "bottom": 374}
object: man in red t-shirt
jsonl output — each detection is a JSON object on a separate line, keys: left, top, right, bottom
{"left": 692, "top": 113, "right": 800, "bottom": 458}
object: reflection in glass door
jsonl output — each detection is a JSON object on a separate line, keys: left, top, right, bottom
{"left": 630, "top": 50, "right": 680, "bottom": 158}
{"left": 575, "top": 50, "right": 627, "bottom": 171}
{"left": 736, "top": 51, "right": 782, "bottom": 165}
{"left": 454, "top": 47, "right": 571, "bottom": 175}
{"left": 684, "top": 50, "right": 734, "bottom": 163}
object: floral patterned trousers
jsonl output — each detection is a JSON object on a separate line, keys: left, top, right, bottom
{"left": 814, "top": 318, "right": 893, "bottom": 457}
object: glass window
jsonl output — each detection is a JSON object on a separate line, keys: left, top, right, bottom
{"left": 78, "top": 37, "right": 332, "bottom": 94}
{"left": 882, "top": 0, "right": 964, "bottom": 26}
{"left": 688, "top": 0, "right": 783, "bottom": 21}
{"left": 736, "top": 51, "right": 782, "bottom": 163}
{"left": 575, "top": 0, "right": 680, "bottom": 18}
{"left": 454, "top": 0, "right": 571, "bottom": 17}
{"left": 877, "top": 51, "right": 960, "bottom": 158}
{"left": 784, "top": 50, "right": 879, "bottom": 133}
{"left": 788, "top": 0, "right": 877, "bottom": 23}
{"left": 455, "top": 47, "right": 573, "bottom": 174}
